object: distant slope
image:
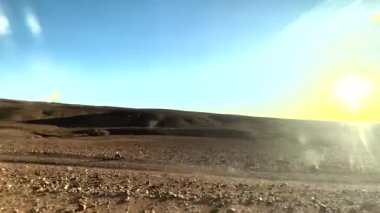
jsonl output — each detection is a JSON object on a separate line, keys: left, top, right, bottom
{"left": 0, "top": 98, "right": 111, "bottom": 121}
{"left": 0, "top": 98, "right": 350, "bottom": 130}
{"left": 3, "top": 98, "right": 380, "bottom": 172}
{"left": 0, "top": 98, "right": 376, "bottom": 142}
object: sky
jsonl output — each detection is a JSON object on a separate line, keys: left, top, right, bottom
{"left": 1, "top": 0, "right": 380, "bottom": 122}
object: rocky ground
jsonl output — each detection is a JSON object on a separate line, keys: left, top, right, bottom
{"left": 0, "top": 129, "right": 380, "bottom": 212}
{"left": 1, "top": 99, "right": 380, "bottom": 212}
{"left": 1, "top": 163, "right": 380, "bottom": 213}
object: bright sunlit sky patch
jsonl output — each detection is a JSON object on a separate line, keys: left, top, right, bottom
{"left": 1, "top": 0, "right": 380, "bottom": 122}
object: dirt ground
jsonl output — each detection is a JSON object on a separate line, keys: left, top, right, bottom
{"left": 1, "top": 99, "right": 380, "bottom": 212}
{"left": 0, "top": 128, "right": 380, "bottom": 213}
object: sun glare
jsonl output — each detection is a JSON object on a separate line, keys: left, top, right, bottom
{"left": 332, "top": 74, "right": 373, "bottom": 111}
{"left": 44, "top": 91, "right": 61, "bottom": 103}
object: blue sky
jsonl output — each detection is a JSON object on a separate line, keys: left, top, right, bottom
{"left": 1, "top": 0, "right": 379, "bottom": 118}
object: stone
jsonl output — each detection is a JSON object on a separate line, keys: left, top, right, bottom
{"left": 226, "top": 207, "right": 236, "bottom": 213}
{"left": 318, "top": 204, "right": 327, "bottom": 213}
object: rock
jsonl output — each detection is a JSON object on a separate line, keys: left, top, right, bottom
{"left": 285, "top": 206, "right": 294, "bottom": 213}
{"left": 78, "top": 203, "right": 86, "bottom": 211}
{"left": 6, "top": 184, "right": 12, "bottom": 189}
{"left": 226, "top": 207, "right": 236, "bottom": 213}
{"left": 318, "top": 204, "right": 327, "bottom": 213}
{"left": 30, "top": 207, "right": 41, "bottom": 213}
{"left": 266, "top": 200, "right": 274, "bottom": 206}
{"left": 114, "top": 151, "right": 123, "bottom": 159}
{"left": 214, "top": 200, "right": 225, "bottom": 208}
{"left": 202, "top": 194, "right": 218, "bottom": 204}
{"left": 168, "top": 191, "right": 177, "bottom": 198}
{"left": 36, "top": 186, "right": 46, "bottom": 192}
{"left": 311, "top": 196, "right": 317, "bottom": 203}
{"left": 310, "top": 164, "right": 319, "bottom": 173}
{"left": 64, "top": 183, "right": 70, "bottom": 190}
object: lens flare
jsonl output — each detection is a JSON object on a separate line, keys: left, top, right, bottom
{"left": 0, "top": 12, "right": 10, "bottom": 36}
{"left": 372, "top": 11, "right": 380, "bottom": 24}
{"left": 25, "top": 8, "right": 42, "bottom": 37}
{"left": 332, "top": 74, "right": 373, "bottom": 111}
{"left": 346, "top": 123, "right": 378, "bottom": 173}
{"left": 45, "top": 91, "right": 61, "bottom": 103}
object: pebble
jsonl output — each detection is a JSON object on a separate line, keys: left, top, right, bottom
{"left": 227, "top": 207, "right": 236, "bottom": 213}
{"left": 318, "top": 204, "right": 327, "bottom": 213}
{"left": 78, "top": 203, "right": 86, "bottom": 211}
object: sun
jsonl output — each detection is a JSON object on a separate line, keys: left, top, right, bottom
{"left": 332, "top": 74, "right": 373, "bottom": 111}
